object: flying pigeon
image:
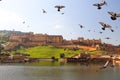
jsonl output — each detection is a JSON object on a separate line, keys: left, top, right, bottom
{"left": 93, "top": 1, "right": 107, "bottom": 9}
{"left": 42, "top": 9, "right": 47, "bottom": 13}
{"left": 105, "top": 37, "right": 110, "bottom": 39}
{"left": 99, "top": 31, "right": 103, "bottom": 34}
{"left": 79, "top": 24, "right": 84, "bottom": 28}
{"left": 108, "top": 12, "right": 120, "bottom": 20}
{"left": 61, "top": 13, "right": 64, "bottom": 15}
{"left": 99, "top": 22, "right": 114, "bottom": 32}
{"left": 23, "top": 21, "right": 25, "bottom": 24}
{"left": 88, "top": 30, "right": 91, "bottom": 32}
{"left": 55, "top": 5, "right": 65, "bottom": 12}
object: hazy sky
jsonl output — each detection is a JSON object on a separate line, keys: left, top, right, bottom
{"left": 0, "top": 0, "right": 120, "bottom": 45}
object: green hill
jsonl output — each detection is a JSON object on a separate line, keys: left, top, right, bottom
{"left": 13, "top": 46, "right": 106, "bottom": 58}
{"left": 14, "top": 46, "right": 83, "bottom": 58}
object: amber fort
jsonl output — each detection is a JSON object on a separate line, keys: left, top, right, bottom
{"left": 9, "top": 32, "right": 101, "bottom": 47}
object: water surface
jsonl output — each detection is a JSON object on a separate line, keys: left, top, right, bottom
{"left": 0, "top": 62, "right": 120, "bottom": 80}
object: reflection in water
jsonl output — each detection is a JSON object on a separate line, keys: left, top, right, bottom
{"left": 0, "top": 62, "right": 120, "bottom": 80}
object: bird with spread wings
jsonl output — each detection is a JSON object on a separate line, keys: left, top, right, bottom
{"left": 42, "top": 9, "right": 47, "bottom": 13}
{"left": 99, "top": 22, "right": 114, "bottom": 32}
{"left": 55, "top": 5, "right": 65, "bottom": 12}
{"left": 79, "top": 24, "right": 84, "bottom": 29}
{"left": 93, "top": 1, "right": 107, "bottom": 9}
{"left": 108, "top": 12, "right": 120, "bottom": 20}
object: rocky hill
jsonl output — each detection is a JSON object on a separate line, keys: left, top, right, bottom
{"left": 0, "top": 30, "right": 25, "bottom": 38}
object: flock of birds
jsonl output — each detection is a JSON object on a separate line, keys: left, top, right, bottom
{"left": 0, "top": 0, "right": 119, "bottom": 41}
{"left": 42, "top": 0, "right": 120, "bottom": 41}
{"left": 35, "top": 0, "right": 120, "bottom": 42}
{"left": 94, "top": 0, "right": 120, "bottom": 40}
{"left": 93, "top": 0, "right": 119, "bottom": 68}
{"left": 79, "top": 0, "right": 120, "bottom": 40}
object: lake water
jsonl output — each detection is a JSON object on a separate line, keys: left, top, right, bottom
{"left": 0, "top": 62, "right": 120, "bottom": 80}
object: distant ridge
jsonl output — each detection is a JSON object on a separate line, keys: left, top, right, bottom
{"left": 0, "top": 30, "right": 25, "bottom": 38}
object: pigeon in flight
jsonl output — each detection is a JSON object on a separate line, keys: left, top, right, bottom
{"left": 88, "top": 30, "right": 91, "bottom": 32}
{"left": 105, "top": 37, "right": 110, "bottom": 39}
{"left": 99, "top": 22, "right": 114, "bottom": 32}
{"left": 108, "top": 12, "right": 120, "bottom": 20}
{"left": 93, "top": 1, "right": 107, "bottom": 9}
{"left": 23, "top": 21, "right": 25, "bottom": 24}
{"left": 42, "top": 9, "right": 47, "bottom": 13}
{"left": 61, "top": 13, "right": 64, "bottom": 15}
{"left": 99, "top": 31, "right": 103, "bottom": 34}
{"left": 79, "top": 24, "right": 84, "bottom": 28}
{"left": 55, "top": 5, "right": 65, "bottom": 12}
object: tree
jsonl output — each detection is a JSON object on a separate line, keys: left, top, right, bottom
{"left": 60, "top": 53, "right": 65, "bottom": 58}
{"left": 0, "top": 44, "right": 4, "bottom": 54}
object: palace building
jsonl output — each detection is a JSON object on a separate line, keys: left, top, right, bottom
{"left": 9, "top": 32, "right": 63, "bottom": 46}
{"left": 8, "top": 32, "right": 101, "bottom": 49}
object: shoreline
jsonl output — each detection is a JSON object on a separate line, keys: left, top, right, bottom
{"left": 1, "top": 57, "right": 120, "bottom": 65}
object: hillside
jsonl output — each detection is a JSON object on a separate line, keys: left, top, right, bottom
{"left": 14, "top": 46, "right": 83, "bottom": 58}
{"left": 59, "top": 45, "right": 97, "bottom": 51}
{"left": 13, "top": 46, "right": 106, "bottom": 58}
{"left": 0, "top": 30, "right": 25, "bottom": 38}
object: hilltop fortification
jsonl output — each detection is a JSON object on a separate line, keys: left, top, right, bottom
{"left": 9, "top": 32, "right": 101, "bottom": 48}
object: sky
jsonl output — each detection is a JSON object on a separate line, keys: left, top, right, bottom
{"left": 0, "top": 0, "right": 120, "bottom": 46}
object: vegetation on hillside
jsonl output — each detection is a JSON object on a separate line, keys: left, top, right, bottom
{"left": 13, "top": 46, "right": 83, "bottom": 58}
{"left": 89, "top": 50, "right": 107, "bottom": 55}
{"left": 11, "top": 46, "right": 106, "bottom": 58}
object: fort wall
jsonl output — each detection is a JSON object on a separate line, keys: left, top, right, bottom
{"left": 9, "top": 32, "right": 63, "bottom": 47}
{"left": 9, "top": 32, "right": 101, "bottom": 48}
